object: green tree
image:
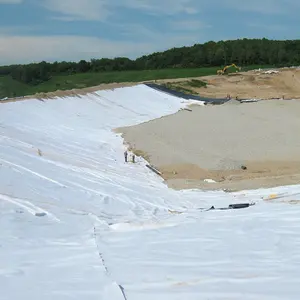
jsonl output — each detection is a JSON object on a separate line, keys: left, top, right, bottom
{"left": 3, "top": 38, "right": 300, "bottom": 85}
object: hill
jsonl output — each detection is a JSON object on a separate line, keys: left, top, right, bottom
{"left": 1, "top": 37, "right": 300, "bottom": 98}
{"left": 1, "top": 84, "right": 300, "bottom": 298}
{"left": 0, "top": 67, "right": 221, "bottom": 99}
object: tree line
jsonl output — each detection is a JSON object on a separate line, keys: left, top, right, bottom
{"left": 1, "top": 38, "right": 299, "bottom": 85}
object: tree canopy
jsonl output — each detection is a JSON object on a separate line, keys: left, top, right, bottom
{"left": 1, "top": 38, "right": 299, "bottom": 85}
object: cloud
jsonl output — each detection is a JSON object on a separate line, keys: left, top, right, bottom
{"left": 42, "top": 0, "right": 110, "bottom": 21}
{"left": 41, "top": 0, "right": 199, "bottom": 21}
{"left": 41, "top": 0, "right": 298, "bottom": 24}
{"left": 121, "top": 0, "right": 198, "bottom": 15}
{"left": 0, "top": 33, "right": 201, "bottom": 65}
{"left": 0, "top": 35, "right": 141, "bottom": 64}
{"left": 40, "top": 0, "right": 299, "bottom": 22}
{"left": 1, "top": 0, "right": 298, "bottom": 65}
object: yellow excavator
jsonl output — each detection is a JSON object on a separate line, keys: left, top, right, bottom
{"left": 217, "top": 63, "right": 241, "bottom": 75}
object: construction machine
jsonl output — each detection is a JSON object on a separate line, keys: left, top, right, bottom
{"left": 217, "top": 63, "right": 241, "bottom": 75}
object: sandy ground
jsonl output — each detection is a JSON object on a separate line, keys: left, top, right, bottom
{"left": 117, "top": 99, "right": 300, "bottom": 191}
{"left": 156, "top": 67, "right": 300, "bottom": 100}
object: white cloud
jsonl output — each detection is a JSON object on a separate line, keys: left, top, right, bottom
{"left": 116, "top": 0, "right": 300, "bottom": 17}
{"left": 41, "top": 0, "right": 199, "bottom": 21}
{"left": 8, "top": 0, "right": 300, "bottom": 24}
{"left": 1, "top": 0, "right": 297, "bottom": 65}
{"left": 42, "top": 0, "right": 110, "bottom": 21}
{"left": 0, "top": 33, "right": 201, "bottom": 65}
{"left": 121, "top": 0, "right": 198, "bottom": 15}
{"left": 0, "top": 35, "right": 141, "bottom": 64}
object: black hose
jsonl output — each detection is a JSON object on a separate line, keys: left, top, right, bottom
{"left": 198, "top": 202, "right": 255, "bottom": 211}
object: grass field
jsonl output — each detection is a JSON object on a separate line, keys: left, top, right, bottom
{"left": 0, "top": 65, "right": 271, "bottom": 99}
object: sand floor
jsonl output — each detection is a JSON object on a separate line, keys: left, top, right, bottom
{"left": 117, "top": 99, "right": 300, "bottom": 191}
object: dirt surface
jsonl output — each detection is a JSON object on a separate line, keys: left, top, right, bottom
{"left": 117, "top": 99, "right": 300, "bottom": 192}
{"left": 156, "top": 67, "right": 300, "bottom": 100}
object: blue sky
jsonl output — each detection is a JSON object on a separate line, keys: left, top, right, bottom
{"left": 0, "top": 0, "right": 299, "bottom": 65}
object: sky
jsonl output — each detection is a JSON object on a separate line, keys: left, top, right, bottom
{"left": 0, "top": 0, "right": 299, "bottom": 65}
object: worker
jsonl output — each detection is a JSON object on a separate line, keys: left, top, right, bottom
{"left": 132, "top": 154, "right": 135, "bottom": 163}
{"left": 124, "top": 150, "right": 128, "bottom": 163}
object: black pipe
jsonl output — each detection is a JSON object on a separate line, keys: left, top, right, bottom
{"left": 199, "top": 202, "right": 255, "bottom": 211}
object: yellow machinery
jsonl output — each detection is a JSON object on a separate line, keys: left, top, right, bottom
{"left": 217, "top": 63, "right": 241, "bottom": 75}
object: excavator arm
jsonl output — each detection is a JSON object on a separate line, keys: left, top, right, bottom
{"left": 217, "top": 63, "right": 241, "bottom": 75}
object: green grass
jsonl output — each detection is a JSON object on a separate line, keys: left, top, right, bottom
{"left": 161, "top": 79, "right": 208, "bottom": 95}
{"left": 0, "top": 65, "right": 271, "bottom": 99}
{"left": 163, "top": 82, "right": 199, "bottom": 95}
{"left": 0, "top": 76, "right": 31, "bottom": 99}
{"left": 187, "top": 79, "right": 207, "bottom": 88}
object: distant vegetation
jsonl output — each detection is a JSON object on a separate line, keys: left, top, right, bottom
{"left": 1, "top": 38, "right": 299, "bottom": 98}
{"left": 0, "top": 67, "right": 223, "bottom": 98}
{"left": 162, "top": 79, "right": 208, "bottom": 96}
{"left": 188, "top": 79, "right": 208, "bottom": 88}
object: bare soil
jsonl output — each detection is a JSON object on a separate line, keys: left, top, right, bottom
{"left": 117, "top": 99, "right": 300, "bottom": 192}
{"left": 156, "top": 67, "right": 300, "bottom": 100}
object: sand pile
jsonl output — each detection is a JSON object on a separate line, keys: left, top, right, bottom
{"left": 117, "top": 99, "right": 300, "bottom": 191}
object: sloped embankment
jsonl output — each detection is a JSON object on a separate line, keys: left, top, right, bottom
{"left": 1, "top": 83, "right": 300, "bottom": 299}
